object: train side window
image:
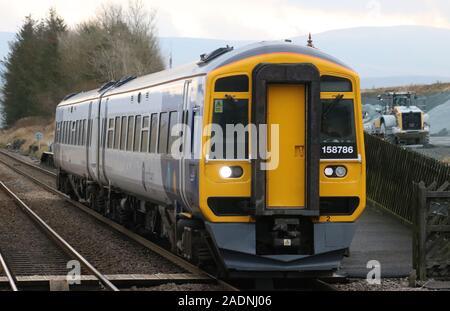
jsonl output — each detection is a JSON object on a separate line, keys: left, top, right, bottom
{"left": 137, "top": 93, "right": 142, "bottom": 104}
{"left": 74, "top": 120, "right": 78, "bottom": 145}
{"left": 120, "top": 116, "right": 127, "bottom": 150}
{"left": 114, "top": 117, "right": 120, "bottom": 149}
{"left": 62, "top": 122, "right": 66, "bottom": 144}
{"left": 71, "top": 121, "right": 76, "bottom": 145}
{"left": 127, "top": 116, "right": 134, "bottom": 151}
{"left": 320, "top": 76, "right": 353, "bottom": 92}
{"left": 77, "top": 120, "right": 82, "bottom": 145}
{"left": 79, "top": 120, "right": 83, "bottom": 145}
{"left": 67, "top": 121, "right": 71, "bottom": 145}
{"left": 158, "top": 112, "right": 169, "bottom": 154}
{"left": 141, "top": 116, "right": 149, "bottom": 152}
{"left": 88, "top": 119, "right": 93, "bottom": 147}
{"left": 149, "top": 113, "right": 158, "bottom": 153}
{"left": 214, "top": 75, "right": 249, "bottom": 92}
{"left": 68, "top": 121, "right": 71, "bottom": 145}
{"left": 82, "top": 119, "right": 86, "bottom": 145}
{"left": 107, "top": 118, "right": 114, "bottom": 149}
{"left": 134, "top": 115, "right": 142, "bottom": 152}
{"left": 168, "top": 111, "right": 179, "bottom": 155}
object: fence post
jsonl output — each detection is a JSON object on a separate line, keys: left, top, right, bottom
{"left": 416, "top": 182, "right": 428, "bottom": 281}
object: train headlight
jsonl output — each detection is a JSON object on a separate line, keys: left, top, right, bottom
{"left": 335, "top": 166, "right": 347, "bottom": 178}
{"left": 219, "top": 166, "right": 233, "bottom": 179}
{"left": 219, "top": 166, "right": 244, "bottom": 179}
{"left": 324, "top": 167, "right": 334, "bottom": 177}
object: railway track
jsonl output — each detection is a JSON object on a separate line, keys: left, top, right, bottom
{"left": 0, "top": 181, "right": 118, "bottom": 291}
{"left": 0, "top": 150, "right": 238, "bottom": 291}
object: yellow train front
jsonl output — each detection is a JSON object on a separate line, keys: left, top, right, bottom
{"left": 197, "top": 42, "right": 366, "bottom": 278}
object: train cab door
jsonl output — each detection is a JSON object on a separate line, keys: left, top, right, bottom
{"left": 266, "top": 84, "right": 306, "bottom": 208}
{"left": 252, "top": 63, "right": 321, "bottom": 216}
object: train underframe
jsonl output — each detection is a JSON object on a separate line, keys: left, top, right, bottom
{"left": 57, "top": 169, "right": 355, "bottom": 279}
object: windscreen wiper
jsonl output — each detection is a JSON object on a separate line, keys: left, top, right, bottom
{"left": 322, "top": 94, "right": 344, "bottom": 119}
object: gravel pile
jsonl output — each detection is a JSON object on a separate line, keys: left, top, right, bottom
{"left": 0, "top": 162, "right": 183, "bottom": 276}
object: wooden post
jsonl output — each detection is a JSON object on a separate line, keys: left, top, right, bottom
{"left": 417, "top": 182, "right": 428, "bottom": 281}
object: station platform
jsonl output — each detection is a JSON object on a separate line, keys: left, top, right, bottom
{"left": 340, "top": 204, "right": 413, "bottom": 278}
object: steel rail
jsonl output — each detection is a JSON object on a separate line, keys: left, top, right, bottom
{"left": 0, "top": 181, "right": 119, "bottom": 291}
{"left": 0, "top": 153, "right": 239, "bottom": 291}
{"left": 0, "top": 149, "right": 56, "bottom": 177}
{"left": 0, "top": 249, "right": 18, "bottom": 291}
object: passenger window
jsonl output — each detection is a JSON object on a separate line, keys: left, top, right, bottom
{"left": 120, "top": 116, "right": 127, "bottom": 150}
{"left": 71, "top": 121, "right": 76, "bottom": 145}
{"left": 127, "top": 116, "right": 134, "bottom": 151}
{"left": 320, "top": 76, "right": 353, "bottom": 92}
{"left": 76, "top": 120, "right": 81, "bottom": 145}
{"left": 149, "top": 113, "right": 158, "bottom": 153}
{"left": 215, "top": 75, "right": 249, "bottom": 92}
{"left": 134, "top": 116, "right": 141, "bottom": 152}
{"left": 82, "top": 119, "right": 86, "bottom": 145}
{"left": 158, "top": 112, "right": 169, "bottom": 154}
{"left": 168, "top": 111, "right": 179, "bottom": 155}
{"left": 107, "top": 118, "right": 114, "bottom": 149}
{"left": 63, "top": 122, "right": 66, "bottom": 144}
{"left": 141, "top": 116, "right": 149, "bottom": 152}
{"left": 114, "top": 117, "right": 120, "bottom": 149}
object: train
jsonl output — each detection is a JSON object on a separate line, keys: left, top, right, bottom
{"left": 54, "top": 41, "right": 366, "bottom": 278}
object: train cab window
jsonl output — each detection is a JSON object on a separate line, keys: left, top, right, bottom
{"left": 127, "top": 116, "right": 134, "bottom": 151}
{"left": 168, "top": 111, "right": 179, "bottom": 155}
{"left": 114, "top": 117, "right": 120, "bottom": 149}
{"left": 149, "top": 113, "right": 158, "bottom": 153}
{"left": 215, "top": 75, "right": 249, "bottom": 92}
{"left": 158, "top": 112, "right": 169, "bottom": 154}
{"left": 320, "top": 76, "right": 353, "bottom": 92}
{"left": 120, "top": 116, "right": 127, "bottom": 150}
{"left": 141, "top": 116, "right": 149, "bottom": 152}
{"left": 107, "top": 118, "right": 114, "bottom": 149}
{"left": 134, "top": 116, "right": 141, "bottom": 152}
{"left": 321, "top": 98, "right": 357, "bottom": 159}
{"left": 210, "top": 97, "right": 249, "bottom": 159}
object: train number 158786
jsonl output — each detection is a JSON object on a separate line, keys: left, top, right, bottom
{"left": 321, "top": 145, "right": 354, "bottom": 155}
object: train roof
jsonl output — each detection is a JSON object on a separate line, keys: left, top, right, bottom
{"left": 58, "top": 41, "right": 354, "bottom": 107}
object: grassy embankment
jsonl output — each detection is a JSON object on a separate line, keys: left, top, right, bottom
{"left": 0, "top": 116, "right": 54, "bottom": 158}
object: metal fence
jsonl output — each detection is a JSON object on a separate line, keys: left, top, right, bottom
{"left": 413, "top": 182, "right": 450, "bottom": 280}
{"left": 365, "top": 133, "right": 450, "bottom": 224}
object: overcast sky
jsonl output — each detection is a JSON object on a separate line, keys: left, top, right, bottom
{"left": 0, "top": 0, "right": 449, "bottom": 40}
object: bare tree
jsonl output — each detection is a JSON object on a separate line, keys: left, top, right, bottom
{"left": 59, "top": 0, "right": 164, "bottom": 91}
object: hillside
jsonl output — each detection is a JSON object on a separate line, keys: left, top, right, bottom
{"left": 160, "top": 26, "right": 450, "bottom": 88}
{"left": 362, "top": 82, "right": 450, "bottom": 111}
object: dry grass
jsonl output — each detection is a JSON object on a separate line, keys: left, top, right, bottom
{"left": 0, "top": 117, "right": 55, "bottom": 158}
{"left": 363, "top": 82, "right": 450, "bottom": 96}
